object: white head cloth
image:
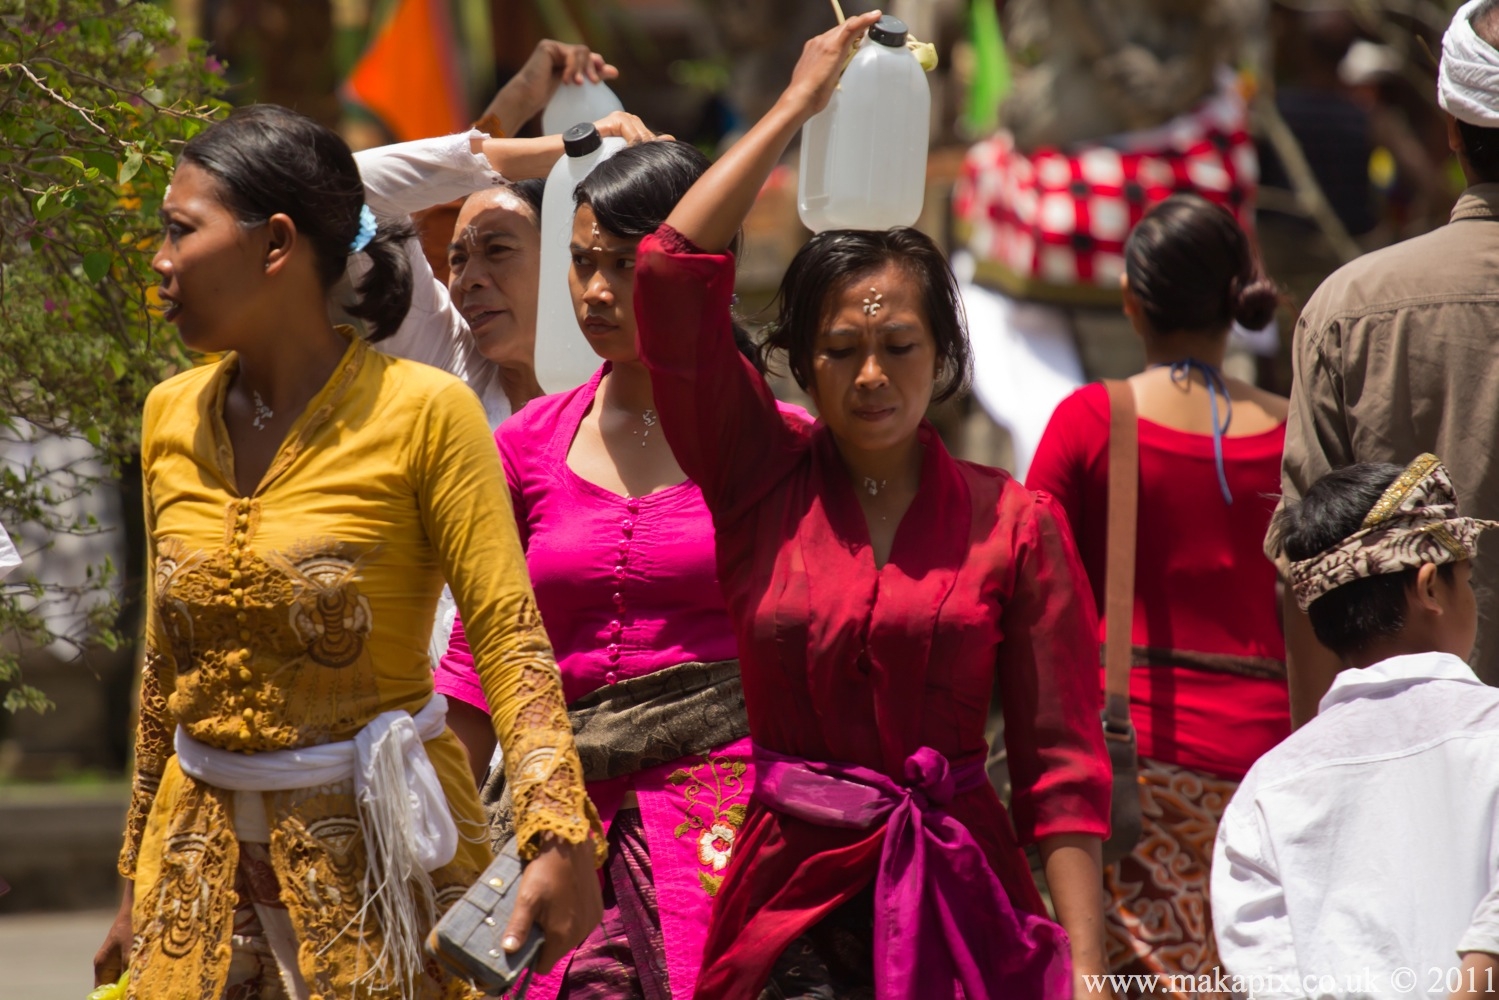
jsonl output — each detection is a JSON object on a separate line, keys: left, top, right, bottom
{"left": 1441, "top": 0, "right": 1499, "bottom": 127}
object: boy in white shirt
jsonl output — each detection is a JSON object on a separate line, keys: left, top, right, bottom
{"left": 1212, "top": 454, "right": 1499, "bottom": 999}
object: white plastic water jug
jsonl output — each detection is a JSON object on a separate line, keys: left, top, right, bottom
{"left": 541, "top": 79, "right": 624, "bottom": 136}
{"left": 798, "top": 16, "right": 930, "bottom": 233}
{"left": 535, "top": 123, "right": 626, "bottom": 393}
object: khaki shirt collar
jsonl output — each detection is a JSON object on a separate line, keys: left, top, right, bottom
{"left": 1450, "top": 183, "right": 1499, "bottom": 223}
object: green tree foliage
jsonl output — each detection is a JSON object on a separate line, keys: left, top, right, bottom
{"left": 0, "top": 1, "right": 226, "bottom": 712}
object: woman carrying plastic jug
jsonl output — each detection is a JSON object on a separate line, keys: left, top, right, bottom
{"left": 435, "top": 141, "right": 809, "bottom": 999}
{"left": 351, "top": 40, "right": 651, "bottom": 703}
{"left": 356, "top": 38, "right": 643, "bottom": 429}
{"left": 632, "top": 13, "right": 1115, "bottom": 999}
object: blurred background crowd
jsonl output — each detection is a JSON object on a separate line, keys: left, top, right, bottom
{"left": 0, "top": 0, "right": 1470, "bottom": 921}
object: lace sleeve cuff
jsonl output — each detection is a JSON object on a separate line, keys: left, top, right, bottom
{"left": 118, "top": 771, "right": 162, "bottom": 879}
{"left": 504, "top": 657, "right": 606, "bottom": 866}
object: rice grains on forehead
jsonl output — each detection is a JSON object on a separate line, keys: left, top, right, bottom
{"left": 765, "top": 229, "right": 971, "bottom": 401}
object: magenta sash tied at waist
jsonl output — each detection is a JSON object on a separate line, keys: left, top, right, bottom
{"left": 752, "top": 744, "right": 1072, "bottom": 1000}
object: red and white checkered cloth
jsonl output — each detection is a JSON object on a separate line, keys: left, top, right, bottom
{"left": 954, "top": 83, "right": 1258, "bottom": 296}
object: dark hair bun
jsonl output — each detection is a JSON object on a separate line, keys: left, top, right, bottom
{"left": 1124, "top": 194, "right": 1275, "bottom": 336}
{"left": 1232, "top": 276, "right": 1280, "bottom": 331}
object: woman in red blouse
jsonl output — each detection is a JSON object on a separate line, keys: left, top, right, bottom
{"left": 1027, "top": 195, "right": 1292, "bottom": 987}
{"left": 634, "top": 15, "right": 1113, "bottom": 999}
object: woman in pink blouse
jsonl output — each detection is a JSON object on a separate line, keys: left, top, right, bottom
{"left": 439, "top": 140, "right": 799, "bottom": 1000}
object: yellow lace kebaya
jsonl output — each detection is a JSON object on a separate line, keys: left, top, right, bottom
{"left": 120, "top": 329, "right": 600, "bottom": 1000}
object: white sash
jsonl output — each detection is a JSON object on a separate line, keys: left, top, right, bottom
{"left": 174, "top": 694, "right": 458, "bottom": 992}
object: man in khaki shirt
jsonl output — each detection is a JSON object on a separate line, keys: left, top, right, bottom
{"left": 1278, "top": 0, "right": 1499, "bottom": 718}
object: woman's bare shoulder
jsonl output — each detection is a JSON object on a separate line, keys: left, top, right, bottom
{"left": 1228, "top": 378, "right": 1289, "bottom": 428}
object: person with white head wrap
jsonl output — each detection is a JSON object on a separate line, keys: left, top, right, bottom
{"left": 1440, "top": 0, "right": 1499, "bottom": 127}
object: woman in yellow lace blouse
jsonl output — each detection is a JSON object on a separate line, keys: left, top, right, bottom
{"left": 92, "top": 106, "right": 606, "bottom": 1000}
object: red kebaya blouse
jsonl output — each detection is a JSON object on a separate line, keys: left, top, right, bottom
{"left": 635, "top": 226, "right": 1112, "bottom": 999}
{"left": 1027, "top": 382, "right": 1290, "bottom": 780}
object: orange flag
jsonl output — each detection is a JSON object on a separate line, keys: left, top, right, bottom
{"left": 343, "top": 0, "right": 467, "bottom": 141}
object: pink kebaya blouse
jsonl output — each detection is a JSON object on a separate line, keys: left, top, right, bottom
{"left": 438, "top": 366, "right": 802, "bottom": 1000}
{"left": 438, "top": 366, "right": 741, "bottom": 709}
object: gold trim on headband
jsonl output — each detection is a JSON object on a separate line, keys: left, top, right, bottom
{"left": 1361, "top": 453, "right": 1442, "bottom": 529}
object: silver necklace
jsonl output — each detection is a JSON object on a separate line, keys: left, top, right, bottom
{"left": 862, "top": 477, "right": 888, "bottom": 496}
{"left": 637, "top": 408, "right": 657, "bottom": 447}
{"left": 251, "top": 391, "right": 274, "bottom": 431}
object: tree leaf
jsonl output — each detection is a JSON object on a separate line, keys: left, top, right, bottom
{"left": 82, "top": 151, "right": 117, "bottom": 175}
{"left": 82, "top": 251, "right": 112, "bottom": 283}
{"left": 118, "top": 150, "right": 144, "bottom": 184}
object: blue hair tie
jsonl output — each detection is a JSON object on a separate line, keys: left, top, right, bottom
{"left": 349, "top": 204, "right": 377, "bottom": 254}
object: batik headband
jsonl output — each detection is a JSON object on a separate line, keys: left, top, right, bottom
{"left": 1288, "top": 453, "right": 1499, "bottom": 611}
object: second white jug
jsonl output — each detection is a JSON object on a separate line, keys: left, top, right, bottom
{"left": 536, "top": 123, "right": 626, "bottom": 393}
{"left": 541, "top": 80, "right": 624, "bottom": 137}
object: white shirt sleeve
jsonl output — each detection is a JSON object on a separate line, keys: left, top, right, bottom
{"left": 350, "top": 132, "right": 510, "bottom": 424}
{"left": 1459, "top": 877, "right": 1499, "bottom": 957}
{"left": 356, "top": 130, "right": 505, "bottom": 221}
{"left": 1212, "top": 793, "right": 1301, "bottom": 997}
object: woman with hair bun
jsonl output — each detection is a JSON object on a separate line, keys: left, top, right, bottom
{"left": 1028, "top": 193, "right": 1292, "bottom": 985}
{"left": 93, "top": 104, "right": 603, "bottom": 1000}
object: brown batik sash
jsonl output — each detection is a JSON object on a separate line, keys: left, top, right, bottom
{"left": 482, "top": 659, "right": 747, "bottom": 850}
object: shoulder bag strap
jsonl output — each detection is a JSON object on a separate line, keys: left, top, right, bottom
{"left": 1102, "top": 379, "right": 1139, "bottom": 732}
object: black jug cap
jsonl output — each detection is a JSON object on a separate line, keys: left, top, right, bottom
{"left": 563, "top": 123, "right": 602, "bottom": 157}
{"left": 868, "top": 15, "right": 909, "bottom": 47}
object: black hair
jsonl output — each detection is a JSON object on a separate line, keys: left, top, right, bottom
{"left": 1456, "top": 120, "right": 1499, "bottom": 184}
{"left": 1272, "top": 462, "right": 1455, "bottom": 658}
{"left": 574, "top": 140, "right": 739, "bottom": 250}
{"left": 509, "top": 177, "right": 545, "bottom": 220}
{"left": 1123, "top": 194, "right": 1278, "bottom": 335}
{"left": 760, "top": 227, "right": 971, "bottom": 405}
{"left": 179, "top": 104, "right": 414, "bottom": 341}
{"left": 573, "top": 139, "right": 760, "bottom": 368}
